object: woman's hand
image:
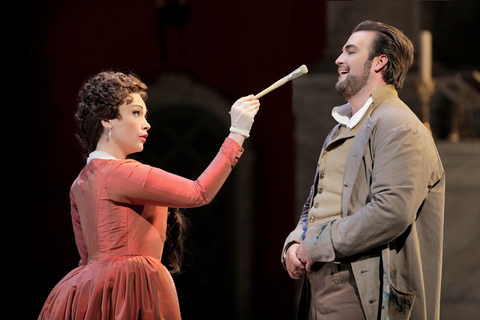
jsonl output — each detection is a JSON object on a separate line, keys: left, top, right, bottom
{"left": 229, "top": 95, "right": 260, "bottom": 138}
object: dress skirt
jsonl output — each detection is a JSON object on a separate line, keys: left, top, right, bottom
{"left": 39, "top": 254, "right": 181, "bottom": 320}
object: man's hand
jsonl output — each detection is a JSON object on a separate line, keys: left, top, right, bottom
{"left": 296, "top": 240, "right": 315, "bottom": 272}
{"left": 285, "top": 243, "right": 307, "bottom": 279}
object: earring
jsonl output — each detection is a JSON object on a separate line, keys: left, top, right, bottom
{"left": 107, "top": 125, "right": 112, "bottom": 142}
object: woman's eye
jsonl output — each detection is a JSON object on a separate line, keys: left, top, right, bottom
{"left": 133, "top": 111, "right": 140, "bottom": 116}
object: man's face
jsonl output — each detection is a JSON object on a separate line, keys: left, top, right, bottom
{"left": 334, "top": 31, "right": 376, "bottom": 100}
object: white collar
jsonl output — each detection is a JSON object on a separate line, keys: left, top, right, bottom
{"left": 86, "top": 151, "right": 118, "bottom": 164}
{"left": 331, "top": 96, "right": 373, "bottom": 129}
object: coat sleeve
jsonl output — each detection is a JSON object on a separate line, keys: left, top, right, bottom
{"left": 281, "top": 184, "right": 314, "bottom": 267}
{"left": 281, "top": 124, "right": 341, "bottom": 266}
{"left": 104, "top": 137, "right": 244, "bottom": 208}
{"left": 305, "top": 115, "right": 441, "bottom": 262}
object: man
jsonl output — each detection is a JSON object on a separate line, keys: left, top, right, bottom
{"left": 281, "top": 20, "right": 445, "bottom": 320}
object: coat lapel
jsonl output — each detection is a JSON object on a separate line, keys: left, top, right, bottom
{"left": 341, "top": 116, "right": 376, "bottom": 217}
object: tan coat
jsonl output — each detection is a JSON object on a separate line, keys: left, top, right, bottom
{"left": 282, "top": 85, "right": 445, "bottom": 319}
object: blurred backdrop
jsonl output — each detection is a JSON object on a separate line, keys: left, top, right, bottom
{"left": 31, "top": 1, "right": 479, "bottom": 319}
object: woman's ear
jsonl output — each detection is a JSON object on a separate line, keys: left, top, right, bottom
{"left": 101, "top": 119, "right": 110, "bottom": 129}
{"left": 374, "top": 54, "right": 388, "bottom": 72}
{"left": 101, "top": 120, "right": 112, "bottom": 139}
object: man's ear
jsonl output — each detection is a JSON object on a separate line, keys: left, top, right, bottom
{"left": 374, "top": 54, "right": 388, "bottom": 72}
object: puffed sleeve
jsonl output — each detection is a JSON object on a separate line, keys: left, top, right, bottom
{"left": 105, "top": 137, "right": 244, "bottom": 208}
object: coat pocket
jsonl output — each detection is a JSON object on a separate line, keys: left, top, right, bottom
{"left": 387, "top": 283, "right": 416, "bottom": 319}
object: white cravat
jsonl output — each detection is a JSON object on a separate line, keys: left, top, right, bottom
{"left": 331, "top": 96, "right": 373, "bottom": 129}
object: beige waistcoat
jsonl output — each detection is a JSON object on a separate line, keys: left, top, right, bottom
{"left": 307, "top": 120, "right": 363, "bottom": 229}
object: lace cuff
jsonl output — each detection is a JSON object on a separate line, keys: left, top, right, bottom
{"left": 220, "top": 137, "right": 244, "bottom": 168}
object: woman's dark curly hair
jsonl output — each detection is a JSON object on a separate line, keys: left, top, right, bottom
{"left": 75, "top": 71, "right": 148, "bottom": 158}
{"left": 75, "top": 70, "right": 187, "bottom": 274}
{"left": 164, "top": 207, "right": 189, "bottom": 274}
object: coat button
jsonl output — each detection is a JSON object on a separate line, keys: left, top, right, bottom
{"left": 309, "top": 216, "right": 315, "bottom": 223}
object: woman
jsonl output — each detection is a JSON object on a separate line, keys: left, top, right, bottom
{"left": 38, "top": 71, "right": 260, "bottom": 319}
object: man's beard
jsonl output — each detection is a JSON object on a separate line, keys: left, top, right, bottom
{"left": 335, "top": 59, "right": 372, "bottom": 100}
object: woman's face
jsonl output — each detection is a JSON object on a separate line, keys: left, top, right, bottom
{"left": 106, "top": 92, "right": 151, "bottom": 158}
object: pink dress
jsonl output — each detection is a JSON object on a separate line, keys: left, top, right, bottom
{"left": 39, "top": 138, "right": 244, "bottom": 320}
